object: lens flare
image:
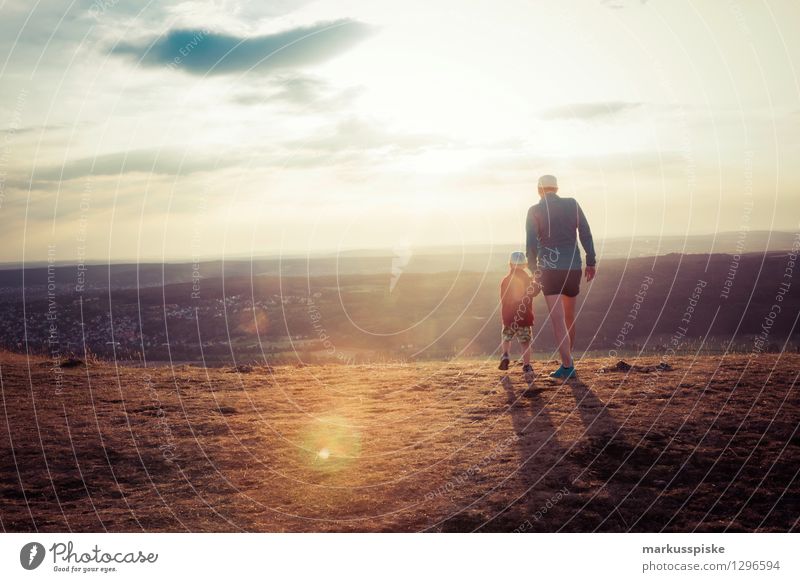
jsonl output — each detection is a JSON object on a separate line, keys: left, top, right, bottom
{"left": 299, "top": 415, "right": 361, "bottom": 472}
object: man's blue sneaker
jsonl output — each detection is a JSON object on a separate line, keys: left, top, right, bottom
{"left": 549, "top": 365, "right": 576, "bottom": 379}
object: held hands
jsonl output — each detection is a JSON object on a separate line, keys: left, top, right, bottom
{"left": 529, "top": 268, "right": 543, "bottom": 297}
{"left": 585, "top": 266, "right": 597, "bottom": 282}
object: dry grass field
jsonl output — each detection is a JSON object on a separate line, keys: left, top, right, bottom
{"left": 1, "top": 351, "right": 798, "bottom": 532}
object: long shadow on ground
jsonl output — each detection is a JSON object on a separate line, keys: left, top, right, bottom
{"left": 478, "top": 375, "right": 635, "bottom": 531}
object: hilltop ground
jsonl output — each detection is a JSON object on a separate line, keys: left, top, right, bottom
{"left": 0, "top": 351, "right": 797, "bottom": 532}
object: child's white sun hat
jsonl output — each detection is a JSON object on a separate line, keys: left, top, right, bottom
{"left": 509, "top": 251, "right": 527, "bottom": 266}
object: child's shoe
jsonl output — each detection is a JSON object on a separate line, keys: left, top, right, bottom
{"left": 499, "top": 354, "right": 510, "bottom": 371}
{"left": 522, "top": 363, "right": 534, "bottom": 380}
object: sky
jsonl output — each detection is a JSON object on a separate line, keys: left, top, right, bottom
{"left": 0, "top": 0, "right": 798, "bottom": 262}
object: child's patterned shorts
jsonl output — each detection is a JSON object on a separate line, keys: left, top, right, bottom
{"left": 501, "top": 325, "right": 532, "bottom": 343}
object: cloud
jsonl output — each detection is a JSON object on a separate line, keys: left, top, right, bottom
{"left": 113, "top": 19, "right": 373, "bottom": 76}
{"left": 232, "top": 75, "right": 362, "bottom": 111}
{"left": 20, "top": 118, "right": 434, "bottom": 184}
{"left": 31, "top": 149, "right": 238, "bottom": 182}
{"left": 1, "top": 123, "right": 74, "bottom": 136}
{"left": 540, "top": 101, "right": 643, "bottom": 121}
{"left": 601, "top": 0, "right": 649, "bottom": 8}
{"left": 290, "top": 118, "right": 443, "bottom": 155}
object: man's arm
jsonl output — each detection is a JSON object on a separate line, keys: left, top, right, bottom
{"left": 576, "top": 202, "right": 597, "bottom": 281}
{"left": 576, "top": 202, "right": 596, "bottom": 267}
{"left": 525, "top": 206, "right": 539, "bottom": 271}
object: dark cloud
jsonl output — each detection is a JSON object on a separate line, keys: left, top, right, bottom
{"left": 540, "top": 101, "right": 643, "bottom": 121}
{"left": 113, "top": 19, "right": 373, "bottom": 76}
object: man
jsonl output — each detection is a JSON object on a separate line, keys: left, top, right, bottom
{"left": 526, "top": 175, "right": 596, "bottom": 379}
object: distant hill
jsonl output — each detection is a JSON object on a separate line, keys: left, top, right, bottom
{"left": 0, "top": 231, "right": 796, "bottom": 292}
{"left": 1, "top": 250, "right": 797, "bottom": 362}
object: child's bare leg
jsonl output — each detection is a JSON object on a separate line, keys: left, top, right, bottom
{"left": 498, "top": 338, "right": 512, "bottom": 370}
{"left": 520, "top": 340, "right": 531, "bottom": 366}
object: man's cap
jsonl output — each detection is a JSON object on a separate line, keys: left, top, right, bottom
{"left": 509, "top": 251, "right": 527, "bottom": 266}
{"left": 538, "top": 174, "right": 558, "bottom": 189}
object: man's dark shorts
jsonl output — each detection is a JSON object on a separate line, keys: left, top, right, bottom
{"left": 540, "top": 269, "right": 582, "bottom": 297}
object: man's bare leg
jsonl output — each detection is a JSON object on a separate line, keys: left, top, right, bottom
{"left": 545, "top": 294, "right": 573, "bottom": 367}
{"left": 563, "top": 295, "right": 577, "bottom": 351}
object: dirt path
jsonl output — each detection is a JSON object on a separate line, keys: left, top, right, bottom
{"left": 1, "top": 352, "right": 798, "bottom": 532}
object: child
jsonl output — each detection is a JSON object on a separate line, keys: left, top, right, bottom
{"left": 499, "top": 251, "right": 539, "bottom": 375}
